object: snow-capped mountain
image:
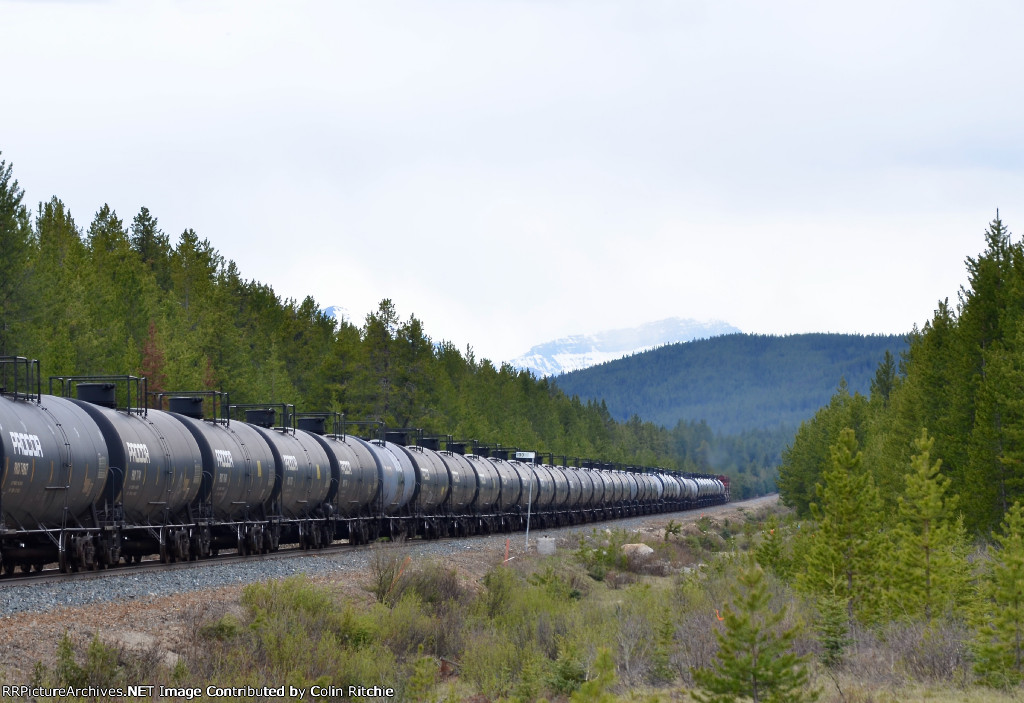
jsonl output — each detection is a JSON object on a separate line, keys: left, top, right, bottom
{"left": 323, "top": 305, "right": 350, "bottom": 325}
{"left": 511, "top": 317, "right": 741, "bottom": 377}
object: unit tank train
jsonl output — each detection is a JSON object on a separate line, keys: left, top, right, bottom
{"left": 0, "top": 357, "right": 728, "bottom": 574}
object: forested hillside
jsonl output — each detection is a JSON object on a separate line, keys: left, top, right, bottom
{"left": 779, "top": 214, "right": 1024, "bottom": 536}
{"left": 555, "top": 333, "right": 907, "bottom": 434}
{"left": 0, "top": 154, "right": 778, "bottom": 496}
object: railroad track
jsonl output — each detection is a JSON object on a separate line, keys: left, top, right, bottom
{"left": 0, "top": 495, "right": 775, "bottom": 590}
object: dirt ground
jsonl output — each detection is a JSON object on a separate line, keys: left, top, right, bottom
{"left": 0, "top": 495, "right": 779, "bottom": 683}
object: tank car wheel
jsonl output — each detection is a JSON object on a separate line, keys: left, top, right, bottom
{"left": 33, "top": 563, "right": 44, "bottom": 573}
{"left": 19, "top": 564, "right": 30, "bottom": 574}
{"left": 3, "top": 562, "right": 13, "bottom": 576}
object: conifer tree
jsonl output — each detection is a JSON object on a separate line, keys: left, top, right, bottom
{"left": 129, "top": 206, "right": 171, "bottom": 288}
{"left": 973, "top": 501, "right": 1024, "bottom": 687}
{"left": 31, "top": 197, "right": 90, "bottom": 374}
{"left": 0, "top": 154, "right": 32, "bottom": 356}
{"left": 869, "top": 349, "right": 896, "bottom": 407}
{"left": 570, "top": 647, "right": 617, "bottom": 703}
{"left": 778, "top": 382, "right": 870, "bottom": 518}
{"left": 693, "top": 558, "right": 817, "bottom": 703}
{"left": 797, "top": 428, "right": 884, "bottom": 621}
{"left": 84, "top": 204, "right": 158, "bottom": 373}
{"left": 139, "top": 320, "right": 169, "bottom": 394}
{"left": 815, "top": 590, "right": 850, "bottom": 670}
{"left": 885, "top": 429, "right": 969, "bottom": 623}
{"left": 754, "top": 514, "right": 791, "bottom": 581}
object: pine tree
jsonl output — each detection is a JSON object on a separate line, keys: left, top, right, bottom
{"left": 31, "top": 197, "right": 91, "bottom": 374}
{"left": 84, "top": 204, "right": 158, "bottom": 373}
{"left": 885, "top": 429, "right": 970, "bottom": 623}
{"left": 973, "top": 501, "right": 1024, "bottom": 687}
{"left": 570, "top": 647, "right": 617, "bottom": 703}
{"left": 129, "top": 206, "right": 172, "bottom": 290}
{"left": 797, "top": 428, "right": 884, "bottom": 622}
{"left": 139, "top": 320, "right": 169, "bottom": 394}
{"left": 693, "top": 558, "right": 817, "bottom": 703}
{"left": 360, "top": 299, "right": 400, "bottom": 422}
{"left": 869, "top": 349, "right": 896, "bottom": 407}
{"left": 778, "top": 382, "right": 870, "bottom": 518}
{"left": 754, "top": 514, "right": 792, "bottom": 581}
{"left": 816, "top": 589, "right": 850, "bottom": 669}
{"left": 0, "top": 154, "right": 33, "bottom": 356}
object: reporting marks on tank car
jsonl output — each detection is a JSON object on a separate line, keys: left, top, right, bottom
{"left": 9, "top": 432, "right": 43, "bottom": 458}
{"left": 126, "top": 442, "right": 151, "bottom": 464}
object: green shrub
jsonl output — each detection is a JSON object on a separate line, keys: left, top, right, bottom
{"left": 405, "top": 560, "right": 470, "bottom": 612}
{"left": 378, "top": 592, "right": 437, "bottom": 656}
{"left": 55, "top": 633, "right": 123, "bottom": 690}
{"left": 200, "top": 613, "right": 242, "bottom": 641}
{"left": 366, "top": 546, "right": 412, "bottom": 606}
{"left": 459, "top": 628, "right": 519, "bottom": 698}
{"left": 549, "top": 636, "right": 587, "bottom": 695}
{"left": 574, "top": 529, "right": 632, "bottom": 580}
{"left": 481, "top": 565, "right": 517, "bottom": 618}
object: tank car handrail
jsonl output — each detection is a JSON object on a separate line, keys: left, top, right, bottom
{"left": 0, "top": 356, "right": 41, "bottom": 402}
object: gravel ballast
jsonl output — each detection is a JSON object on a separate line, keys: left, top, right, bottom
{"left": 0, "top": 495, "right": 777, "bottom": 617}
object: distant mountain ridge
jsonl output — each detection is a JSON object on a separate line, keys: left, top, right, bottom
{"left": 554, "top": 332, "right": 908, "bottom": 435}
{"left": 511, "top": 317, "right": 741, "bottom": 377}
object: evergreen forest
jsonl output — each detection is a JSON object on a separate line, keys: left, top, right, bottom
{"left": 554, "top": 332, "right": 907, "bottom": 435}
{"left": 770, "top": 213, "right": 1024, "bottom": 689}
{"left": 0, "top": 153, "right": 777, "bottom": 497}
{"left": 779, "top": 213, "right": 1024, "bottom": 536}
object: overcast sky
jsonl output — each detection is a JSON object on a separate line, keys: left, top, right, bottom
{"left": 2, "top": 0, "right": 1022, "bottom": 363}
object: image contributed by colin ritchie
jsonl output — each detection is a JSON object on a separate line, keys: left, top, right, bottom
{"left": 1, "top": 685, "right": 397, "bottom": 699}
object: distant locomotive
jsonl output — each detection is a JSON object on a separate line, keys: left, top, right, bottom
{"left": 0, "top": 357, "right": 728, "bottom": 574}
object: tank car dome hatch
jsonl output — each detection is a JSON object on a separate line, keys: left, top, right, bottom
{"left": 76, "top": 382, "right": 117, "bottom": 408}
{"left": 297, "top": 416, "right": 327, "bottom": 435}
{"left": 245, "top": 408, "right": 276, "bottom": 428}
{"left": 168, "top": 396, "right": 204, "bottom": 419}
